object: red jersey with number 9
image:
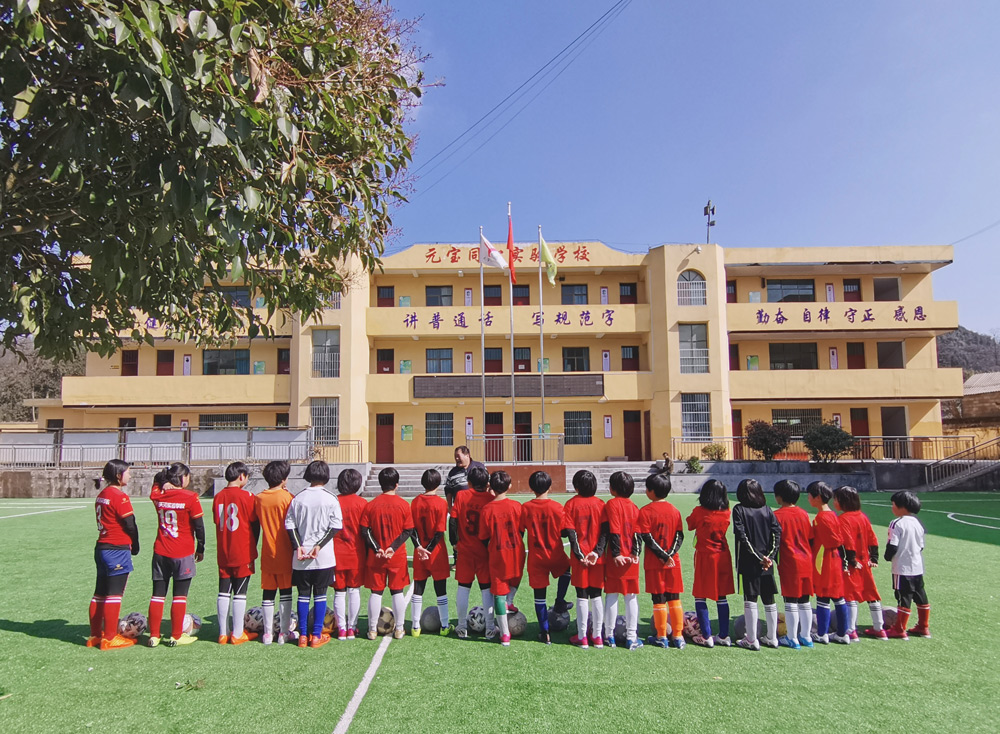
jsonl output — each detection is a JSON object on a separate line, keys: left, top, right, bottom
{"left": 212, "top": 485, "right": 258, "bottom": 567}
{"left": 562, "top": 495, "right": 606, "bottom": 558}
{"left": 95, "top": 485, "right": 135, "bottom": 546}
{"left": 450, "top": 489, "right": 494, "bottom": 554}
{"left": 152, "top": 487, "right": 204, "bottom": 558}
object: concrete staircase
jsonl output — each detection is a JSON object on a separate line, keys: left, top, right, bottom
{"left": 564, "top": 461, "right": 662, "bottom": 493}
{"left": 365, "top": 464, "right": 454, "bottom": 497}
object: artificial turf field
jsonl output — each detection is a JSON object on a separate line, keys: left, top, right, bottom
{"left": 1, "top": 491, "right": 999, "bottom": 734}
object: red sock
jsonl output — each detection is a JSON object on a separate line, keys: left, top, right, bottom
{"left": 148, "top": 597, "right": 165, "bottom": 638}
{"left": 89, "top": 596, "right": 105, "bottom": 639}
{"left": 102, "top": 596, "right": 123, "bottom": 641}
{"left": 895, "top": 607, "right": 911, "bottom": 631}
{"left": 916, "top": 604, "right": 930, "bottom": 630}
{"left": 171, "top": 597, "right": 187, "bottom": 639}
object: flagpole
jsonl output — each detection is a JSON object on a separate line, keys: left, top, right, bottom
{"left": 479, "top": 226, "right": 486, "bottom": 438}
{"left": 507, "top": 203, "right": 516, "bottom": 459}
{"left": 538, "top": 225, "right": 546, "bottom": 463}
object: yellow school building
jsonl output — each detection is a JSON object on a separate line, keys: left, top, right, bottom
{"left": 28, "top": 242, "right": 963, "bottom": 464}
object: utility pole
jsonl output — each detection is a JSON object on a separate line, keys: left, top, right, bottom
{"left": 704, "top": 200, "right": 716, "bottom": 244}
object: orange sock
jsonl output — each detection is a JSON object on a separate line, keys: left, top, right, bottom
{"left": 895, "top": 607, "right": 911, "bottom": 631}
{"left": 653, "top": 604, "right": 668, "bottom": 638}
{"left": 916, "top": 604, "right": 930, "bottom": 630}
{"left": 668, "top": 600, "right": 684, "bottom": 639}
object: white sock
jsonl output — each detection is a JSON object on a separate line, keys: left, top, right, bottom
{"left": 590, "top": 595, "right": 604, "bottom": 640}
{"left": 456, "top": 586, "right": 471, "bottom": 629}
{"left": 232, "top": 594, "right": 246, "bottom": 637}
{"left": 763, "top": 603, "right": 778, "bottom": 642}
{"left": 783, "top": 601, "right": 799, "bottom": 641}
{"left": 848, "top": 600, "right": 859, "bottom": 632}
{"left": 279, "top": 593, "right": 292, "bottom": 634}
{"left": 506, "top": 586, "right": 518, "bottom": 609}
{"left": 576, "top": 596, "right": 590, "bottom": 639}
{"left": 481, "top": 589, "right": 495, "bottom": 633}
{"left": 744, "top": 601, "right": 759, "bottom": 643}
{"left": 348, "top": 588, "right": 361, "bottom": 629}
{"left": 625, "top": 594, "right": 639, "bottom": 641}
{"left": 262, "top": 599, "right": 275, "bottom": 636}
{"left": 497, "top": 610, "right": 510, "bottom": 636}
{"left": 368, "top": 592, "right": 382, "bottom": 635}
{"left": 391, "top": 592, "right": 405, "bottom": 632}
{"left": 604, "top": 593, "right": 620, "bottom": 638}
{"left": 334, "top": 591, "right": 347, "bottom": 632}
{"left": 437, "top": 595, "right": 449, "bottom": 629}
{"left": 411, "top": 592, "right": 423, "bottom": 630}
{"left": 798, "top": 602, "right": 812, "bottom": 639}
{"left": 217, "top": 593, "right": 231, "bottom": 638}
{"left": 869, "top": 601, "right": 884, "bottom": 631}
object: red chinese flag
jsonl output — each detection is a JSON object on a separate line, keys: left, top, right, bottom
{"left": 506, "top": 213, "right": 516, "bottom": 285}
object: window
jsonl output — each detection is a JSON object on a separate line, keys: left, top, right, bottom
{"left": 620, "top": 283, "right": 637, "bottom": 304}
{"left": 275, "top": 412, "right": 289, "bottom": 428}
{"left": 377, "top": 286, "right": 395, "bottom": 307}
{"left": 873, "top": 278, "right": 900, "bottom": 301}
{"left": 199, "top": 413, "right": 249, "bottom": 429}
{"left": 843, "top": 279, "right": 862, "bottom": 302}
{"left": 677, "top": 270, "right": 707, "bottom": 306}
{"left": 766, "top": 279, "right": 815, "bottom": 303}
{"left": 726, "top": 280, "right": 737, "bottom": 304}
{"left": 425, "top": 413, "right": 454, "bottom": 446}
{"left": 729, "top": 344, "right": 740, "bottom": 371}
{"left": 484, "top": 348, "right": 503, "bottom": 373}
{"left": 846, "top": 342, "right": 866, "bottom": 369}
{"left": 425, "top": 286, "right": 453, "bottom": 307}
{"left": 153, "top": 414, "right": 171, "bottom": 430}
{"left": 118, "top": 417, "right": 137, "bottom": 430}
{"left": 218, "top": 286, "right": 252, "bottom": 308}
{"left": 681, "top": 394, "right": 711, "bottom": 440}
{"left": 121, "top": 350, "right": 138, "bottom": 376}
{"left": 156, "top": 350, "right": 174, "bottom": 376}
{"left": 203, "top": 349, "right": 250, "bottom": 375}
{"left": 622, "top": 346, "right": 640, "bottom": 371}
{"left": 426, "top": 348, "right": 453, "bottom": 373}
{"left": 312, "top": 329, "right": 340, "bottom": 378}
{"left": 772, "top": 408, "right": 823, "bottom": 434}
{"left": 483, "top": 285, "right": 502, "bottom": 306}
{"left": 277, "top": 348, "right": 290, "bottom": 375}
{"left": 514, "top": 347, "right": 531, "bottom": 372}
{"left": 561, "top": 284, "right": 588, "bottom": 305}
{"left": 512, "top": 285, "right": 530, "bottom": 306}
{"left": 310, "top": 398, "right": 339, "bottom": 444}
{"left": 877, "top": 341, "right": 905, "bottom": 369}
{"left": 564, "top": 411, "right": 592, "bottom": 445}
{"left": 769, "top": 343, "right": 818, "bottom": 370}
{"left": 325, "top": 291, "right": 342, "bottom": 310}
{"left": 562, "top": 347, "right": 590, "bottom": 372}
{"left": 679, "top": 323, "right": 709, "bottom": 373}
{"left": 46, "top": 419, "right": 64, "bottom": 431}
{"left": 376, "top": 348, "right": 394, "bottom": 374}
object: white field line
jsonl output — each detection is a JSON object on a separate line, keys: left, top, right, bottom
{"left": 0, "top": 506, "right": 87, "bottom": 520}
{"left": 868, "top": 502, "right": 1000, "bottom": 520}
{"left": 946, "top": 512, "right": 1000, "bottom": 530}
{"left": 332, "top": 585, "right": 414, "bottom": 734}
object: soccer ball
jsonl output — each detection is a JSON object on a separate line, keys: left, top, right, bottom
{"left": 306, "top": 607, "right": 338, "bottom": 635}
{"left": 682, "top": 611, "right": 700, "bottom": 640}
{"left": 420, "top": 606, "right": 442, "bottom": 634}
{"left": 118, "top": 612, "right": 147, "bottom": 639}
{"left": 376, "top": 606, "right": 395, "bottom": 636}
{"left": 881, "top": 607, "right": 898, "bottom": 631}
{"left": 183, "top": 613, "right": 201, "bottom": 635}
{"left": 244, "top": 606, "right": 265, "bottom": 634}
{"left": 467, "top": 606, "right": 487, "bottom": 634}
{"left": 508, "top": 611, "right": 527, "bottom": 637}
{"left": 272, "top": 612, "right": 298, "bottom": 637}
{"left": 548, "top": 607, "right": 570, "bottom": 633}
{"left": 614, "top": 614, "right": 627, "bottom": 645}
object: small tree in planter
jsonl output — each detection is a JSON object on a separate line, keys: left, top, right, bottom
{"left": 744, "top": 420, "right": 791, "bottom": 461}
{"left": 803, "top": 422, "right": 855, "bottom": 464}
{"left": 701, "top": 443, "right": 728, "bottom": 462}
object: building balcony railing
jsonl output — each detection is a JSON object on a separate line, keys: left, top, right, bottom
{"left": 311, "top": 349, "right": 341, "bottom": 378}
{"left": 679, "top": 347, "right": 710, "bottom": 374}
{"left": 726, "top": 300, "right": 958, "bottom": 334}
{"left": 728, "top": 367, "right": 963, "bottom": 401}
{"left": 671, "top": 435, "right": 976, "bottom": 463}
{"left": 60, "top": 375, "right": 291, "bottom": 407}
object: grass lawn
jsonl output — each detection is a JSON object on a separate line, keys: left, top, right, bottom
{"left": 1, "top": 490, "right": 999, "bottom": 733}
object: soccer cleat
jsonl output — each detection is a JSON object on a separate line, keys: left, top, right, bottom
{"left": 310, "top": 633, "right": 331, "bottom": 649}
{"left": 713, "top": 635, "right": 732, "bottom": 647}
{"left": 849, "top": 630, "right": 860, "bottom": 641}
{"left": 627, "top": 638, "right": 644, "bottom": 651}
{"left": 569, "top": 634, "right": 590, "bottom": 649}
{"left": 692, "top": 634, "right": 714, "bottom": 648}
{"left": 147, "top": 636, "right": 160, "bottom": 648}
{"left": 590, "top": 635, "right": 604, "bottom": 649}
{"left": 456, "top": 626, "right": 469, "bottom": 639}
{"left": 812, "top": 633, "right": 830, "bottom": 645}
{"left": 218, "top": 635, "right": 228, "bottom": 645}
{"left": 230, "top": 632, "right": 253, "bottom": 646}
{"left": 337, "top": 629, "right": 348, "bottom": 641}
{"left": 298, "top": 634, "right": 310, "bottom": 648}
{"left": 604, "top": 635, "right": 617, "bottom": 649}
{"left": 411, "top": 627, "right": 421, "bottom": 637}
{"left": 366, "top": 630, "right": 378, "bottom": 641}
{"left": 761, "top": 637, "right": 780, "bottom": 649}
{"left": 552, "top": 601, "right": 574, "bottom": 613}
{"left": 276, "top": 633, "right": 287, "bottom": 645}
{"left": 538, "top": 631, "right": 551, "bottom": 645}
{"left": 670, "top": 636, "right": 686, "bottom": 650}
{"left": 778, "top": 635, "right": 800, "bottom": 650}
{"left": 908, "top": 626, "right": 932, "bottom": 639}
{"left": 797, "top": 635, "right": 814, "bottom": 648}
{"left": 500, "top": 633, "right": 511, "bottom": 647}
{"left": 440, "top": 624, "right": 454, "bottom": 637}
{"left": 736, "top": 636, "right": 761, "bottom": 651}
{"left": 166, "top": 633, "right": 197, "bottom": 647}
{"left": 244, "top": 632, "right": 259, "bottom": 641}
{"left": 484, "top": 627, "right": 498, "bottom": 641}
{"left": 100, "top": 634, "right": 136, "bottom": 650}
{"left": 864, "top": 628, "right": 888, "bottom": 640}
{"left": 831, "top": 633, "right": 851, "bottom": 645}
{"left": 645, "top": 635, "right": 669, "bottom": 649}
{"left": 347, "top": 628, "right": 357, "bottom": 640}
{"left": 262, "top": 632, "right": 273, "bottom": 646}
{"left": 392, "top": 628, "right": 405, "bottom": 640}
{"left": 86, "top": 636, "right": 100, "bottom": 648}
{"left": 886, "top": 628, "right": 909, "bottom": 640}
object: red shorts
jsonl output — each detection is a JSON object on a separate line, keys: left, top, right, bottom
{"left": 455, "top": 547, "right": 490, "bottom": 586}
{"left": 366, "top": 562, "right": 409, "bottom": 592}
{"left": 413, "top": 545, "right": 451, "bottom": 582}
{"left": 644, "top": 563, "right": 683, "bottom": 595}
{"left": 260, "top": 571, "right": 292, "bottom": 590}
{"left": 219, "top": 562, "right": 254, "bottom": 579}
{"left": 570, "top": 557, "right": 605, "bottom": 589}
{"left": 778, "top": 571, "right": 814, "bottom": 598}
{"left": 526, "top": 553, "right": 571, "bottom": 589}
{"left": 604, "top": 559, "right": 641, "bottom": 595}
{"left": 844, "top": 565, "right": 880, "bottom": 602}
{"left": 691, "top": 549, "right": 735, "bottom": 600}
{"left": 332, "top": 567, "right": 364, "bottom": 590}
{"left": 491, "top": 576, "right": 521, "bottom": 596}
{"left": 813, "top": 553, "right": 845, "bottom": 598}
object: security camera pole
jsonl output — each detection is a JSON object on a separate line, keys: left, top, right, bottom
{"left": 704, "top": 200, "right": 716, "bottom": 244}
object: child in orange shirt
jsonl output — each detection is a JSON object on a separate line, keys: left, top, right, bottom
{"left": 254, "top": 461, "right": 294, "bottom": 644}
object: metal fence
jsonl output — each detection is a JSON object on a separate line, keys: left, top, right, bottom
{"left": 679, "top": 347, "right": 710, "bottom": 374}
{"left": 924, "top": 436, "right": 1000, "bottom": 491}
{"left": 670, "top": 435, "right": 977, "bottom": 463}
{"left": 465, "top": 433, "right": 565, "bottom": 464}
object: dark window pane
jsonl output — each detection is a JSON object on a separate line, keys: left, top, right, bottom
{"left": 768, "top": 343, "right": 818, "bottom": 370}
{"left": 766, "top": 279, "right": 815, "bottom": 303}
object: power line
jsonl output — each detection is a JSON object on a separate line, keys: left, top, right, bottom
{"left": 950, "top": 217, "right": 1000, "bottom": 245}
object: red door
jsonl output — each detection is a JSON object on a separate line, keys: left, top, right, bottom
{"left": 514, "top": 411, "right": 532, "bottom": 462}
{"left": 851, "top": 408, "right": 871, "bottom": 459}
{"left": 731, "top": 409, "right": 743, "bottom": 460}
{"left": 376, "top": 414, "right": 394, "bottom": 463}
{"left": 485, "top": 412, "right": 504, "bottom": 462}
{"left": 623, "top": 411, "right": 642, "bottom": 461}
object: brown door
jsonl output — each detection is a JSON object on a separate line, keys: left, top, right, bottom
{"left": 623, "top": 410, "right": 642, "bottom": 461}
{"left": 375, "top": 414, "right": 394, "bottom": 463}
{"left": 850, "top": 408, "right": 870, "bottom": 459}
{"left": 514, "top": 411, "right": 532, "bottom": 462}
{"left": 732, "top": 409, "right": 744, "bottom": 460}
{"left": 376, "top": 349, "right": 394, "bottom": 374}
{"left": 485, "top": 412, "right": 504, "bottom": 462}
{"left": 643, "top": 410, "right": 652, "bottom": 462}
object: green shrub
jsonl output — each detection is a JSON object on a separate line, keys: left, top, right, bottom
{"left": 803, "top": 422, "right": 855, "bottom": 464}
{"left": 744, "top": 420, "right": 792, "bottom": 461}
{"left": 701, "top": 443, "right": 727, "bottom": 461}
{"left": 686, "top": 456, "right": 703, "bottom": 474}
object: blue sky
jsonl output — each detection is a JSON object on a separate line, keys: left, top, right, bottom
{"left": 392, "top": 1, "right": 1000, "bottom": 333}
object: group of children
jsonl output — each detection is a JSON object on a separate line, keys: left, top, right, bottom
{"left": 87, "top": 456, "right": 930, "bottom": 652}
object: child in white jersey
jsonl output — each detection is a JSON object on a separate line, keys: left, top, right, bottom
{"left": 885, "top": 491, "right": 929, "bottom": 640}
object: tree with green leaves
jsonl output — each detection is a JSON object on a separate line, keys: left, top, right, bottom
{"left": 1, "top": 0, "right": 422, "bottom": 360}
{"left": 803, "top": 421, "right": 855, "bottom": 465}
{"left": 744, "top": 419, "right": 792, "bottom": 462}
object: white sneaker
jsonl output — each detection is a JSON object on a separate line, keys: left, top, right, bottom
{"left": 812, "top": 633, "right": 830, "bottom": 645}
{"left": 262, "top": 632, "right": 273, "bottom": 646}
{"left": 831, "top": 633, "right": 851, "bottom": 645}
{"left": 762, "top": 636, "right": 779, "bottom": 649}
{"left": 713, "top": 635, "right": 732, "bottom": 647}
{"left": 692, "top": 634, "right": 714, "bottom": 648}
{"left": 736, "top": 636, "right": 761, "bottom": 651}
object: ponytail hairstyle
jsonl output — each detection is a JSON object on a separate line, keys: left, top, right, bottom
{"left": 162, "top": 462, "right": 191, "bottom": 488}
{"left": 95, "top": 459, "right": 130, "bottom": 490}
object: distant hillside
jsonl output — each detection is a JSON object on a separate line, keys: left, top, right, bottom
{"left": 937, "top": 326, "right": 1000, "bottom": 377}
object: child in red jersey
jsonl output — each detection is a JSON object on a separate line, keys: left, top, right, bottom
{"left": 685, "top": 479, "right": 735, "bottom": 648}
{"left": 360, "top": 467, "right": 414, "bottom": 640}
{"left": 90, "top": 460, "right": 140, "bottom": 650}
{"left": 773, "top": 479, "right": 815, "bottom": 649}
{"left": 602, "top": 471, "right": 643, "bottom": 650}
{"left": 637, "top": 470, "right": 685, "bottom": 649}
{"left": 148, "top": 462, "right": 205, "bottom": 647}
{"left": 450, "top": 465, "right": 497, "bottom": 639}
{"left": 520, "top": 471, "right": 572, "bottom": 645}
{"left": 212, "top": 461, "right": 259, "bottom": 645}
{"left": 333, "top": 468, "right": 367, "bottom": 640}
{"left": 562, "top": 470, "right": 607, "bottom": 648}
{"left": 807, "top": 481, "right": 851, "bottom": 645}
{"left": 478, "top": 471, "right": 525, "bottom": 647}
{"left": 410, "top": 469, "right": 451, "bottom": 637}
{"left": 833, "top": 485, "right": 885, "bottom": 640}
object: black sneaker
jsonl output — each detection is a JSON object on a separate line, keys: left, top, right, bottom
{"left": 537, "top": 631, "right": 551, "bottom": 645}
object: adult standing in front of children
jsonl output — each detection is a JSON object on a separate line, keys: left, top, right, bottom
{"left": 444, "top": 446, "right": 487, "bottom": 508}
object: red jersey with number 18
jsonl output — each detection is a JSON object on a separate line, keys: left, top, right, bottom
{"left": 212, "top": 485, "right": 258, "bottom": 567}
{"left": 95, "top": 485, "right": 135, "bottom": 546}
{"left": 153, "top": 487, "right": 203, "bottom": 559}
